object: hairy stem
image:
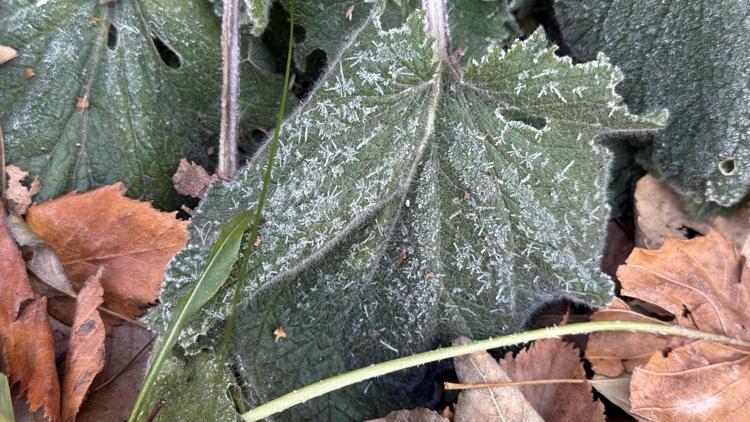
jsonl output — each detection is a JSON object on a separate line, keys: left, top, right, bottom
{"left": 218, "top": 0, "right": 241, "bottom": 178}
{"left": 219, "top": 0, "right": 295, "bottom": 362}
{"left": 241, "top": 321, "right": 750, "bottom": 421}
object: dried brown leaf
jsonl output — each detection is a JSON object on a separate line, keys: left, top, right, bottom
{"left": 25, "top": 184, "right": 188, "bottom": 320}
{"left": 75, "top": 323, "right": 152, "bottom": 422}
{"left": 171, "top": 159, "right": 217, "bottom": 199}
{"left": 499, "top": 339, "right": 604, "bottom": 422}
{"left": 585, "top": 298, "right": 689, "bottom": 377}
{"left": 617, "top": 230, "right": 750, "bottom": 340}
{"left": 5, "top": 165, "right": 40, "bottom": 215}
{"left": 452, "top": 337, "right": 542, "bottom": 422}
{"left": 367, "top": 408, "right": 449, "bottom": 422}
{"left": 634, "top": 175, "right": 750, "bottom": 257}
{"left": 631, "top": 341, "right": 750, "bottom": 421}
{"left": 0, "top": 45, "right": 17, "bottom": 64}
{"left": 0, "top": 205, "right": 60, "bottom": 421}
{"left": 6, "top": 213, "right": 76, "bottom": 298}
{"left": 61, "top": 270, "right": 106, "bottom": 422}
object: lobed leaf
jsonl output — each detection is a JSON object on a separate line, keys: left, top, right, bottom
{"left": 152, "top": 7, "right": 663, "bottom": 420}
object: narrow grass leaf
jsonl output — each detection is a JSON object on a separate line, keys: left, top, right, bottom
{"left": 129, "top": 209, "right": 254, "bottom": 421}
{"left": 0, "top": 373, "right": 13, "bottom": 422}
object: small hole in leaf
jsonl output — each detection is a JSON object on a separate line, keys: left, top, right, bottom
{"left": 661, "top": 348, "right": 672, "bottom": 358}
{"left": 678, "top": 225, "right": 702, "bottom": 239}
{"left": 719, "top": 159, "right": 736, "bottom": 175}
{"left": 107, "top": 23, "right": 118, "bottom": 51}
{"left": 151, "top": 33, "right": 181, "bottom": 69}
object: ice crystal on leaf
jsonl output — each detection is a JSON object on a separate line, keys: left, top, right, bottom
{"left": 151, "top": 7, "right": 663, "bottom": 421}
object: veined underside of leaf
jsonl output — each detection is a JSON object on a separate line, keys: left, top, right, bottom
{"left": 0, "top": 0, "right": 287, "bottom": 209}
{"left": 152, "top": 8, "right": 662, "bottom": 421}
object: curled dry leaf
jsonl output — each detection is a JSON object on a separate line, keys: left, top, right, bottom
{"left": 452, "top": 337, "right": 543, "bottom": 422}
{"left": 171, "top": 159, "right": 217, "bottom": 199}
{"left": 634, "top": 174, "right": 750, "bottom": 256}
{"left": 61, "top": 270, "right": 106, "bottom": 422}
{"left": 631, "top": 341, "right": 750, "bottom": 421}
{"left": 25, "top": 183, "right": 188, "bottom": 320}
{"left": 499, "top": 339, "right": 604, "bottom": 422}
{"left": 0, "top": 204, "right": 60, "bottom": 421}
{"left": 5, "top": 165, "right": 41, "bottom": 215}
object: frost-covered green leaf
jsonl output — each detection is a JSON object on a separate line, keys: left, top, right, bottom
{"left": 381, "top": 0, "right": 520, "bottom": 62}
{"left": 448, "top": 0, "right": 519, "bottom": 63}
{"left": 0, "top": 0, "right": 286, "bottom": 209}
{"left": 141, "top": 353, "right": 239, "bottom": 422}
{"left": 151, "top": 8, "right": 661, "bottom": 421}
{"left": 555, "top": 0, "right": 750, "bottom": 207}
{"left": 279, "top": 0, "right": 375, "bottom": 70}
{"left": 209, "top": 0, "right": 272, "bottom": 35}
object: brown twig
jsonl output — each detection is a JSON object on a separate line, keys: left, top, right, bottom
{"left": 444, "top": 379, "right": 587, "bottom": 390}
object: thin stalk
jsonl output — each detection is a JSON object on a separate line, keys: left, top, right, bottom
{"left": 218, "top": 0, "right": 295, "bottom": 357}
{"left": 218, "top": 0, "right": 241, "bottom": 178}
{"left": 444, "top": 379, "right": 586, "bottom": 390}
{"left": 241, "top": 321, "right": 750, "bottom": 421}
{"left": 1, "top": 125, "right": 6, "bottom": 206}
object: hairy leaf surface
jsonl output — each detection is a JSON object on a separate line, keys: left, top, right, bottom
{"left": 152, "top": 9, "right": 661, "bottom": 421}
{"left": 555, "top": 0, "right": 750, "bottom": 206}
{"left": 0, "top": 0, "right": 286, "bottom": 209}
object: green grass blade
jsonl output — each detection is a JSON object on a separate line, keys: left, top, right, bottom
{"left": 129, "top": 209, "right": 254, "bottom": 421}
{"left": 0, "top": 373, "right": 14, "bottom": 422}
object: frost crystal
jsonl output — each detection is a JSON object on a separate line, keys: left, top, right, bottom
{"left": 154, "top": 9, "right": 662, "bottom": 421}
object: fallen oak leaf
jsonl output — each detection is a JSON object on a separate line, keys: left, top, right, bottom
{"left": 25, "top": 183, "right": 188, "bottom": 321}
{"left": 631, "top": 340, "right": 750, "bottom": 421}
{"left": 451, "top": 337, "right": 543, "bottom": 422}
{"left": 61, "top": 269, "right": 106, "bottom": 422}
{"left": 498, "top": 338, "right": 604, "bottom": 422}
{"left": 0, "top": 203, "right": 60, "bottom": 421}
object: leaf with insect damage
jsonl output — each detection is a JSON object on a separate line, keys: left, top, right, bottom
{"left": 0, "top": 0, "right": 288, "bottom": 209}
{"left": 150, "top": 8, "right": 662, "bottom": 421}
{"left": 555, "top": 0, "right": 750, "bottom": 206}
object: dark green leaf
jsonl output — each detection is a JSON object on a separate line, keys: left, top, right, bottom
{"left": 152, "top": 7, "right": 662, "bottom": 420}
{"left": 555, "top": 0, "right": 750, "bottom": 206}
{"left": 0, "top": 0, "right": 286, "bottom": 209}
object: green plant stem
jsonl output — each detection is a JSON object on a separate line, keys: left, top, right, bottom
{"left": 241, "top": 320, "right": 750, "bottom": 421}
{"left": 219, "top": 0, "right": 295, "bottom": 357}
